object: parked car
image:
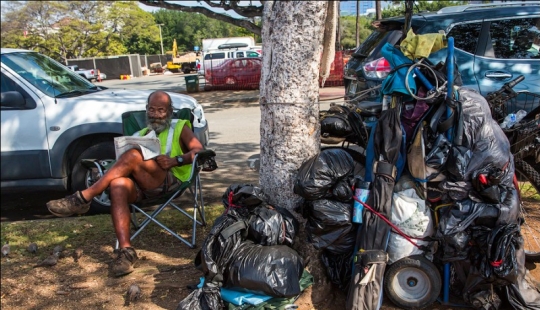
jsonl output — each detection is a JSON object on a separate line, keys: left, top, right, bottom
{"left": 202, "top": 50, "right": 261, "bottom": 73}
{"left": 344, "top": 2, "right": 540, "bottom": 105}
{"left": 204, "top": 57, "right": 262, "bottom": 89}
{"left": 1, "top": 48, "right": 209, "bottom": 212}
{"left": 67, "top": 64, "right": 99, "bottom": 82}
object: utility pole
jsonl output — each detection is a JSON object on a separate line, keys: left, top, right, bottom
{"left": 157, "top": 23, "right": 164, "bottom": 55}
{"left": 376, "top": 0, "right": 382, "bottom": 20}
{"left": 356, "top": 0, "right": 360, "bottom": 47}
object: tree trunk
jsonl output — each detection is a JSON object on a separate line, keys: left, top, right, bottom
{"left": 259, "top": 0, "right": 333, "bottom": 306}
{"left": 376, "top": 0, "right": 382, "bottom": 20}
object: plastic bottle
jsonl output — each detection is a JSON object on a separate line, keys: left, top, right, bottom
{"left": 500, "top": 113, "right": 517, "bottom": 129}
{"left": 501, "top": 110, "right": 527, "bottom": 129}
{"left": 352, "top": 179, "right": 370, "bottom": 224}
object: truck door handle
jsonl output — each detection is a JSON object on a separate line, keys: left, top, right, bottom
{"left": 485, "top": 71, "right": 512, "bottom": 79}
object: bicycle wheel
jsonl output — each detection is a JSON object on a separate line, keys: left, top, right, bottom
{"left": 514, "top": 159, "right": 540, "bottom": 263}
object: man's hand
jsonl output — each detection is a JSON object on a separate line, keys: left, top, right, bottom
{"left": 155, "top": 155, "right": 176, "bottom": 170}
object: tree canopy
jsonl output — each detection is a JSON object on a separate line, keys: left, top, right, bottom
{"left": 382, "top": 0, "right": 468, "bottom": 18}
{"left": 152, "top": 9, "right": 259, "bottom": 54}
{"left": 139, "top": 0, "right": 263, "bottom": 35}
{"left": 1, "top": 1, "right": 159, "bottom": 63}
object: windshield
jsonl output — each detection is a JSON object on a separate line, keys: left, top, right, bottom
{"left": 1, "top": 52, "right": 98, "bottom": 97}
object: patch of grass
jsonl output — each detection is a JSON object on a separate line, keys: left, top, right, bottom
{"left": 0, "top": 204, "right": 224, "bottom": 255}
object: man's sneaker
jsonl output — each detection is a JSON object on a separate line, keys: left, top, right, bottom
{"left": 112, "top": 247, "right": 138, "bottom": 277}
{"left": 46, "top": 191, "right": 91, "bottom": 217}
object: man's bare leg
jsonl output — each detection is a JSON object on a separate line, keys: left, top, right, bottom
{"left": 108, "top": 177, "right": 138, "bottom": 249}
{"left": 81, "top": 149, "right": 168, "bottom": 201}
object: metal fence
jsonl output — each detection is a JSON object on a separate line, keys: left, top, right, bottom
{"left": 66, "top": 51, "right": 345, "bottom": 87}
{"left": 67, "top": 54, "right": 166, "bottom": 80}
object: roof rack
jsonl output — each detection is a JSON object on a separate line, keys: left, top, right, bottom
{"left": 437, "top": 1, "right": 540, "bottom": 14}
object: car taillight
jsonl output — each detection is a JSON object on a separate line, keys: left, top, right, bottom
{"left": 90, "top": 70, "right": 94, "bottom": 75}
{"left": 363, "top": 57, "right": 391, "bottom": 79}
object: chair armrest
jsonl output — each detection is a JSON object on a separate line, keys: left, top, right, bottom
{"left": 195, "top": 149, "right": 216, "bottom": 164}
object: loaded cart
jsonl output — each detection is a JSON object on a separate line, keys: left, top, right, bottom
{"left": 343, "top": 21, "right": 540, "bottom": 310}
{"left": 303, "top": 6, "right": 540, "bottom": 309}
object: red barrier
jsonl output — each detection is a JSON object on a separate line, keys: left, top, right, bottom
{"left": 319, "top": 51, "right": 344, "bottom": 87}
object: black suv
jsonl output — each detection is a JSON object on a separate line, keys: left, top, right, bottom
{"left": 344, "top": 2, "right": 540, "bottom": 103}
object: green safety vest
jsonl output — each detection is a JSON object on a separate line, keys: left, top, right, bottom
{"left": 138, "top": 120, "right": 192, "bottom": 182}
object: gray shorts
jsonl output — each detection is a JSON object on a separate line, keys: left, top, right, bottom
{"left": 132, "top": 171, "right": 181, "bottom": 202}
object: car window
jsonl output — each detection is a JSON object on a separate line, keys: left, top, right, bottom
{"left": 0, "top": 72, "right": 37, "bottom": 110}
{"left": 205, "top": 53, "right": 226, "bottom": 60}
{"left": 447, "top": 22, "right": 482, "bottom": 55}
{"left": 236, "top": 52, "right": 245, "bottom": 58}
{"left": 489, "top": 18, "right": 540, "bottom": 59}
{"left": 1, "top": 52, "right": 95, "bottom": 97}
{"left": 246, "top": 51, "right": 260, "bottom": 58}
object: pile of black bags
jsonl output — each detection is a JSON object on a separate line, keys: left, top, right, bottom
{"left": 294, "top": 148, "right": 359, "bottom": 290}
{"left": 177, "top": 184, "right": 303, "bottom": 310}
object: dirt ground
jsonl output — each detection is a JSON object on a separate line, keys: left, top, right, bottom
{"left": 1, "top": 200, "right": 539, "bottom": 310}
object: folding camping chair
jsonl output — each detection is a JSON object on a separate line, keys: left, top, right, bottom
{"left": 82, "top": 108, "right": 216, "bottom": 249}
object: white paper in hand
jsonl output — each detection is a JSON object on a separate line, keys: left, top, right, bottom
{"left": 114, "top": 130, "right": 161, "bottom": 160}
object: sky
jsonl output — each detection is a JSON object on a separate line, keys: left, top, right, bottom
{"left": 138, "top": 1, "right": 259, "bottom": 19}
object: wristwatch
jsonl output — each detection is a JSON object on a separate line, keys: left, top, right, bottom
{"left": 176, "top": 156, "right": 184, "bottom": 166}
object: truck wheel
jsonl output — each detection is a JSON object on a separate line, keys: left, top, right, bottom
{"left": 183, "top": 68, "right": 191, "bottom": 74}
{"left": 71, "top": 141, "right": 115, "bottom": 214}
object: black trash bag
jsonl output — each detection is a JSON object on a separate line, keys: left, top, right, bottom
{"left": 471, "top": 163, "right": 510, "bottom": 204}
{"left": 176, "top": 284, "right": 224, "bottom": 310}
{"left": 470, "top": 224, "right": 521, "bottom": 282}
{"left": 247, "top": 206, "right": 299, "bottom": 247}
{"left": 320, "top": 249, "right": 353, "bottom": 291}
{"left": 223, "top": 184, "right": 268, "bottom": 210}
{"left": 248, "top": 206, "right": 284, "bottom": 246}
{"left": 332, "top": 179, "right": 354, "bottom": 202}
{"left": 325, "top": 225, "right": 357, "bottom": 255}
{"left": 224, "top": 240, "right": 304, "bottom": 298}
{"left": 294, "top": 148, "right": 355, "bottom": 201}
{"left": 443, "top": 88, "right": 514, "bottom": 197}
{"left": 308, "top": 199, "right": 352, "bottom": 229}
{"left": 425, "top": 134, "right": 451, "bottom": 171}
{"left": 195, "top": 210, "right": 249, "bottom": 284}
{"left": 320, "top": 105, "right": 353, "bottom": 137}
{"left": 274, "top": 206, "right": 299, "bottom": 246}
{"left": 307, "top": 222, "right": 353, "bottom": 251}
{"left": 503, "top": 246, "right": 540, "bottom": 310}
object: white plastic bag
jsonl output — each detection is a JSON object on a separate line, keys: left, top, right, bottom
{"left": 387, "top": 188, "right": 434, "bottom": 264}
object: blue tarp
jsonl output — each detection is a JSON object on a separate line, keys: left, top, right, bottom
{"left": 197, "top": 278, "right": 272, "bottom": 306}
{"left": 380, "top": 43, "right": 416, "bottom": 100}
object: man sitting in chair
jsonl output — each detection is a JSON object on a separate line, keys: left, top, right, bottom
{"left": 47, "top": 90, "right": 204, "bottom": 276}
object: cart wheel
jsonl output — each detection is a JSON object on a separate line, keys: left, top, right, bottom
{"left": 384, "top": 255, "right": 441, "bottom": 310}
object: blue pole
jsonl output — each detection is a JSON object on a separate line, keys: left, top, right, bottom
{"left": 443, "top": 263, "right": 450, "bottom": 303}
{"left": 446, "top": 37, "right": 454, "bottom": 142}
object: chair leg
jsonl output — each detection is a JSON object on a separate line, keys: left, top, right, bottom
{"left": 113, "top": 175, "right": 208, "bottom": 250}
{"left": 196, "top": 175, "right": 206, "bottom": 226}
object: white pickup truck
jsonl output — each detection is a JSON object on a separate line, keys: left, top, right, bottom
{"left": 67, "top": 65, "right": 99, "bottom": 82}
{"left": 0, "top": 48, "right": 209, "bottom": 212}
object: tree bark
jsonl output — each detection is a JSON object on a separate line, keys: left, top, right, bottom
{"left": 259, "top": 0, "right": 333, "bottom": 306}
{"left": 376, "top": 0, "right": 382, "bottom": 20}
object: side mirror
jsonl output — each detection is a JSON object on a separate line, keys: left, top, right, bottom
{"left": 0, "top": 91, "right": 26, "bottom": 108}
